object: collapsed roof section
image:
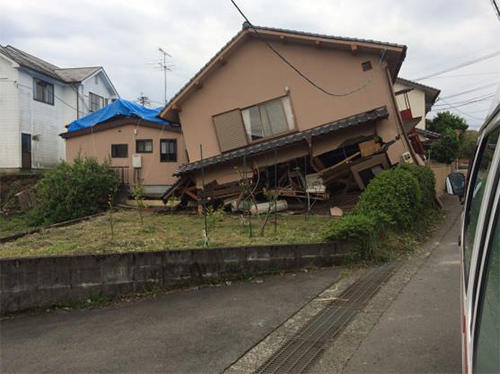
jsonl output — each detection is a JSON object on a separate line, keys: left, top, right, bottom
{"left": 174, "top": 106, "right": 389, "bottom": 176}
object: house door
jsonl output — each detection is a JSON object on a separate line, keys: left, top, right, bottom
{"left": 21, "top": 133, "right": 31, "bottom": 169}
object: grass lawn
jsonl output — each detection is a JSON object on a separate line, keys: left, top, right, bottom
{"left": 0, "top": 215, "right": 35, "bottom": 238}
{"left": 0, "top": 210, "right": 333, "bottom": 259}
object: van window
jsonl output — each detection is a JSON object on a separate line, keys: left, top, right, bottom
{"left": 473, "top": 215, "right": 499, "bottom": 373}
{"left": 463, "top": 128, "right": 499, "bottom": 283}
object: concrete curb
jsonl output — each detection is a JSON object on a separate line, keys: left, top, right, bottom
{"left": 0, "top": 242, "right": 350, "bottom": 315}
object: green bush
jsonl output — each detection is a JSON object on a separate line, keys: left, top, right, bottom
{"left": 28, "top": 157, "right": 119, "bottom": 226}
{"left": 398, "top": 164, "right": 436, "bottom": 208}
{"left": 355, "top": 166, "right": 421, "bottom": 230}
{"left": 323, "top": 164, "right": 439, "bottom": 260}
{"left": 322, "top": 213, "right": 384, "bottom": 259}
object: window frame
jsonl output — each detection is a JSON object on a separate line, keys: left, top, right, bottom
{"left": 33, "top": 78, "right": 54, "bottom": 105}
{"left": 462, "top": 118, "right": 500, "bottom": 354}
{"left": 111, "top": 144, "right": 128, "bottom": 158}
{"left": 89, "top": 92, "right": 104, "bottom": 112}
{"left": 472, "top": 199, "right": 500, "bottom": 373}
{"left": 160, "top": 139, "right": 178, "bottom": 162}
{"left": 241, "top": 95, "right": 296, "bottom": 144}
{"left": 463, "top": 125, "right": 500, "bottom": 288}
{"left": 136, "top": 139, "right": 153, "bottom": 154}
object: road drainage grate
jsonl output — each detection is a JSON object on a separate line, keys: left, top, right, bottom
{"left": 255, "top": 263, "right": 398, "bottom": 374}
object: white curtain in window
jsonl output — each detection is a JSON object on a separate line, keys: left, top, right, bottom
{"left": 259, "top": 99, "right": 288, "bottom": 136}
{"left": 242, "top": 106, "right": 264, "bottom": 141}
{"left": 282, "top": 96, "right": 295, "bottom": 131}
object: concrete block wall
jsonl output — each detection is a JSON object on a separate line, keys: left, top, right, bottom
{"left": 0, "top": 243, "right": 350, "bottom": 315}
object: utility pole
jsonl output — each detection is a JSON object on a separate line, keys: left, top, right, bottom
{"left": 158, "top": 48, "right": 174, "bottom": 105}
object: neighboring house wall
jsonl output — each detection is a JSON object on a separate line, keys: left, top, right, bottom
{"left": 79, "top": 72, "right": 116, "bottom": 117}
{"left": 65, "top": 124, "right": 186, "bottom": 191}
{"left": 0, "top": 64, "right": 117, "bottom": 170}
{"left": 394, "top": 81, "right": 427, "bottom": 129}
{"left": 177, "top": 37, "right": 408, "bottom": 167}
{"left": 0, "top": 56, "right": 20, "bottom": 169}
{"left": 17, "top": 69, "right": 68, "bottom": 168}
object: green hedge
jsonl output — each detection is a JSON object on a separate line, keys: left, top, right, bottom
{"left": 398, "top": 164, "right": 436, "bottom": 208}
{"left": 354, "top": 166, "right": 421, "bottom": 230}
{"left": 28, "top": 157, "right": 119, "bottom": 226}
{"left": 323, "top": 164, "right": 438, "bottom": 260}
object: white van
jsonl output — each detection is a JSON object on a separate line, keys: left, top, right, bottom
{"left": 446, "top": 90, "right": 500, "bottom": 373}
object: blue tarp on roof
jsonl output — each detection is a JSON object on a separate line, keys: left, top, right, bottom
{"left": 67, "top": 99, "right": 174, "bottom": 132}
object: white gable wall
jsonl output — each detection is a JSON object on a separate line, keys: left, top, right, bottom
{"left": 394, "top": 81, "right": 427, "bottom": 130}
{"left": 0, "top": 55, "right": 21, "bottom": 169}
{"left": 79, "top": 71, "right": 117, "bottom": 117}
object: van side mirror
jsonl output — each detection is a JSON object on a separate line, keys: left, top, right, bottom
{"left": 446, "top": 172, "right": 466, "bottom": 200}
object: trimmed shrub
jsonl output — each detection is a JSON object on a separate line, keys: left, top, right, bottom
{"left": 28, "top": 156, "right": 119, "bottom": 226}
{"left": 322, "top": 213, "right": 390, "bottom": 259}
{"left": 398, "top": 163, "right": 436, "bottom": 208}
{"left": 323, "top": 164, "right": 439, "bottom": 260}
{"left": 354, "top": 166, "right": 421, "bottom": 230}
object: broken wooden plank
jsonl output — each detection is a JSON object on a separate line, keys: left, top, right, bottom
{"left": 318, "top": 151, "right": 361, "bottom": 176}
{"left": 358, "top": 140, "right": 381, "bottom": 158}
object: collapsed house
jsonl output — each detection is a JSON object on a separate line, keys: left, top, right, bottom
{"left": 159, "top": 24, "right": 423, "bottom": 213}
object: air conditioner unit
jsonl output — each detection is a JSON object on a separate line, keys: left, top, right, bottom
{"left": 401, "top": 152, "right": 413, "bottom": 164}
{"left": 132, "top": 154, "right": 142, "bottom": 168}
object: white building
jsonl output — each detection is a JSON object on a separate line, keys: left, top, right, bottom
{"left": 394, "top": 77, "right": 440, "bottom": 130}
{"left": 0, "top": 45, "right": 119, "bottom": 171}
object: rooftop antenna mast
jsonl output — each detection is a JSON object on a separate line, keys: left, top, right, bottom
{"left": 158, "top": 48, "right": 174, "bottom": 105}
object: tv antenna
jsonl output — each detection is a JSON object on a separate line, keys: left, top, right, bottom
{"left": 159, "top": 48, "right": 175, "bottom": 105}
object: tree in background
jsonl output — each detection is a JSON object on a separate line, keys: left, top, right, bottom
{"left": 429, "top": 128, "right": 460, "bottom": 164}
{"left": 135, "top": 93, "right": 151, "bottom": 107}
{"left": 458, "top": 131, "right": 479, "bottom": 160}
{"left": 427, "top": 111, "right": 468, "bottom": 134}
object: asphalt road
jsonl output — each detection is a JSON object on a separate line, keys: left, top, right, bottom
{"left": 0, "top": 267, "right": 343, "bottom": 374}
{"left": 342, "top": 197, "right": 462, "bottom": 373}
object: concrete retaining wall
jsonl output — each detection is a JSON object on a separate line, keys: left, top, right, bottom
{"left": 0, "top": 242, "right": 350, "bottom": 314}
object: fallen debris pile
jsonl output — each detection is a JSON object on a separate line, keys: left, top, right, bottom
{"left": 163, "top": 136, "right": 401, "bottom": 216}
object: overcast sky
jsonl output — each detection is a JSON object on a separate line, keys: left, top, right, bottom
{"left": 1, "top": 0, "right": 499, "bottom": 128}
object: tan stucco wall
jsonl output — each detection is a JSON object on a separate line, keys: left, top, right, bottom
{"left": 394, "top": 81, "right": 427, "bottom": 130}
{"left": 177, "top": 36, "right": 408, "bottom": 165}
{"left": 428, "top": 162, "right": 455, "bottom": 197}
{"left": 65, "top": 124, "right": 186, "bottom": 186}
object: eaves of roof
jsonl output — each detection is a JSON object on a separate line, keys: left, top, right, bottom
{"left": 174, "top": 106, "right": 389, "bottom": 176}
{"left": 0, "top": 45, "right": 64, "bottom": 82}
{"left": 159, "top": 25, "right": 406, "bottom": 119}
{"left": 396, "top": 77, "right": 441, "bottom": 104}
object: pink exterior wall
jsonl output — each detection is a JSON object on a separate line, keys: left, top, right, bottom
{"left": 65, "top": 124, "right": 186, "bottom": 186}
{"left": 177, "top": 36, "right": 410, "bottom": 166}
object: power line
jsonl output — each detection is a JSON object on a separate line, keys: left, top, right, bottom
{"left": 434, "top": 93, "right": 495, "bottom": 107}
{"left": 413, "top": 50, "right": 500, "bottom": 81}
{"left": 434, "top": 97, "right": 488, "bottom": 120}
{"left": 440, "top": 83, "right": 498, "bottom": 100}
{"left": 491, "top": 0, "right": 500, "bottom": 20}
{"left": 422, "top": 71, "right": 500, "bottom": 79}
{"left": 228, "top": 0, "right": 385, "bottom": 97}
